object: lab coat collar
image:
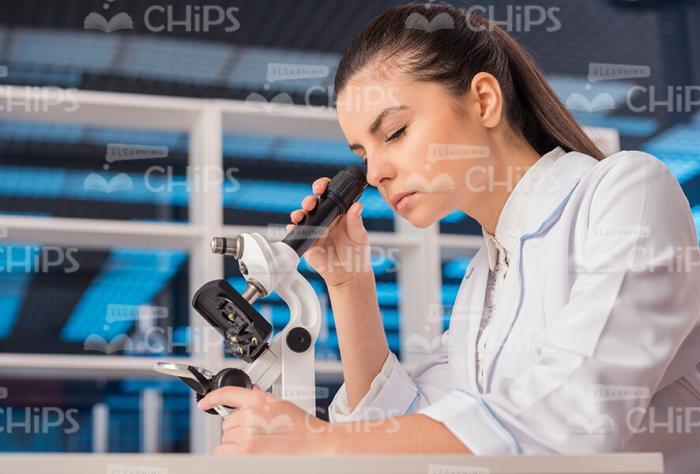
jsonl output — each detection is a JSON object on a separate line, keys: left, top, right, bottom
{"left": 482, "top": 146, "right": 565, "bottom": 271}
{"left": 521, "top": 149, "right": 599, "bottom": 236}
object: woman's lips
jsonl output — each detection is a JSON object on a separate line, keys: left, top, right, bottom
{"left": 395, "top": 191, "right": 417, "bottom": 211}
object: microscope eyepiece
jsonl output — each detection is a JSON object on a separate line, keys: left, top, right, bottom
{"left": 326, "top": 165, "right": 368, "bottom": 213}
{"left": 282, "top": 166, "right": 367, "bottom": 257}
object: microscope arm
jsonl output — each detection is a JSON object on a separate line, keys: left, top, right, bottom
{"left": 237, "top": 232, "right": 322, "bottom": 415}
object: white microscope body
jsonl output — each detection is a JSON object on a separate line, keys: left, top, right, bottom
{"left": 155, "top": 166, "right": 367, "bottom": 418}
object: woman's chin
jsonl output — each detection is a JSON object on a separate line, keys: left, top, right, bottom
{"left": 403, "top": 209, "right": 437, "bottom": 228}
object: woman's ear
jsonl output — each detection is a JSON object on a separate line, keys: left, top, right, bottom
{"left": 469, "top": 72, "right": 503, "bottom": 129}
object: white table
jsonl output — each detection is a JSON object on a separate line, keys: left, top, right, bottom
{"left": 0, "top": 453, "right": 663, "bottom": 474}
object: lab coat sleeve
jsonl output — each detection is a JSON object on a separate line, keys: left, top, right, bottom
{"left": 419, "top": 151, "right": 700, "bottom": 454}
{"left": 328, "top": 339, "right": 452, "bottom": 423}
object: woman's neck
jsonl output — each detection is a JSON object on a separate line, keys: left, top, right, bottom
{"left": 462, "top": 139, "right": 542, "bottom": 235}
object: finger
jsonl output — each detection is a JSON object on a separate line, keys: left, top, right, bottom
{"left": 222, "top": 410, "right": 245, "bottom": 431}
{"left": 312, "top": 177, "right": 330, "bottom": 194}
{"left": 285, "top": 223, "right": 294, "bottom": 233}
{"left": 221, "top": 426, "right": 243, "bottom": 444}
{"left": 301, "top": 195, "right": 318, "bottom": 212}
{"left": 290, "top": 209, "right": 305, "bottom": 223}
{"left": 198, "top": 386, "right": 259, "bottom": 411}
{"left": 346, "top": 202, "right": 367, "bottom": 244}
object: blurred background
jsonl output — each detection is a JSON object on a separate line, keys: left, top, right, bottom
{"left": 0, "top": 0, "right": 698, "bottom": 454}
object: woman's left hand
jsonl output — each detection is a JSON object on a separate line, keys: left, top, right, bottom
{"left": 197, "top": 385, "right": 334, "bottom": 455}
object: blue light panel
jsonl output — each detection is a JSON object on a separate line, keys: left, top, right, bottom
{"left": 0, "top": 273, "right": 31, "bottom": 339}
{"left": 642, "top": 116, "right": 700, "bottom": 183}
{"left": 60, "top": 249, "right": 187, "bottom": 342}
{"left": 117, "top": 37, "right": 231, "bottom": 86}
{"left": 9, "top": 28, "right": 120, "bottom": 72}
{"left": 443, "top": 257, "right": 472, "bottom": 280}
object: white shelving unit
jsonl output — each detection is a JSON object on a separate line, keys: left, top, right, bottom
{"left": 0, "top": 85, "right": 620, "bottom": 453}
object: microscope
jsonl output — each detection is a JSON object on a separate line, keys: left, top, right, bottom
{"left": 154, "top": 166, "right": 367, "bottom": 417}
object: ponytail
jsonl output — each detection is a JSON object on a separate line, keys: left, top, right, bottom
{"left": 489, "top": 22, "right": 604, "bottom": 159}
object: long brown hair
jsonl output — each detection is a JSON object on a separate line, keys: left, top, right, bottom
{"left": 334, "top": 2, "right": 605, "bottom": 160}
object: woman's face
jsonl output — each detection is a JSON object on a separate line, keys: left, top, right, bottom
{"left": 336, "top": 63, "right": 504, "bottom": 228}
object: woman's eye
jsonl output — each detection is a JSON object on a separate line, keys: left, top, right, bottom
{"left": 384, "top": 125, "right": 407, "bottom": 143}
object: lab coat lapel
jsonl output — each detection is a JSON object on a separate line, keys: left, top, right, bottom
{"left": 520, "top": 151, "right": 600, "bottom": 236}
{"left": 480, "top": 151, "right": 600, "bottom": 392}
{"left": 450, "top": 243, "right": 490, "bottom": 393}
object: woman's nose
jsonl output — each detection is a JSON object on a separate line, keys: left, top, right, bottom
{"left": 365, "top": 156, "right": 395, "bottom": 187}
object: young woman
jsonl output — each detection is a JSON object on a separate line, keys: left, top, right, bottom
{"left": 198, "top": 3, "right": 700, "bottom": 471}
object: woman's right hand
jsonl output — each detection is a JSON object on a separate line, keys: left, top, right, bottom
{"left": 286, "top": 176, "right": 371, "bottom": 288}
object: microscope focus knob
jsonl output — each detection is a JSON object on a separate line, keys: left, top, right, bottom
{"left": 286, "top": 327, "right": 312, "bottom": 353}
{"left": 213, "top": 367, "right": 253, "bottom": 390}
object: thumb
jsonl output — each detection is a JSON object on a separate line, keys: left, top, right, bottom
{"left": 345, "top": 202, "right": 367, "bottom": 244}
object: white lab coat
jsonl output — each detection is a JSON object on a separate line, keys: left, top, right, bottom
{"left": 328, "top": 150, "right": 700, "bottom": 474}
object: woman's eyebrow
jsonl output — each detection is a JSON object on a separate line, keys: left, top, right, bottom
{"left": 348, "top": 105, "right": 408, "bottom": 152}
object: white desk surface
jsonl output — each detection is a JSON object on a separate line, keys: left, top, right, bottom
{"left": 0, "top": 453, "right": 663, "bottom": 474}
